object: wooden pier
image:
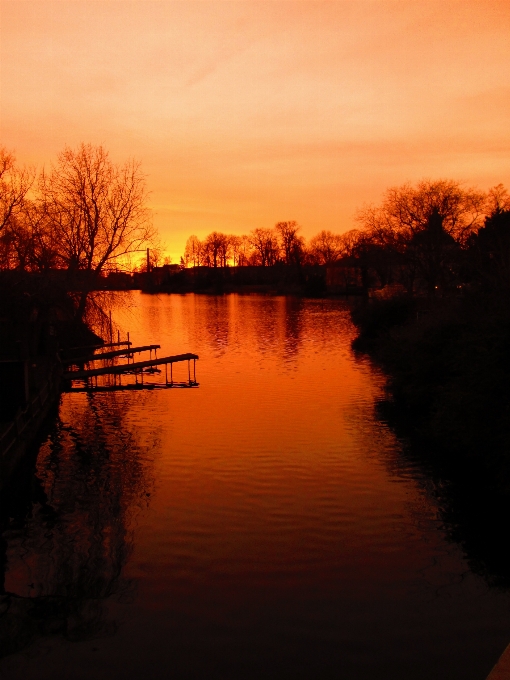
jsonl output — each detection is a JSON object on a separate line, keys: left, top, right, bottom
{"left": 63, "top": 344, "right": 160, "bottom": 365}
{"left": 62, "top": 351, "right": 199, "bottom": 391}
{"left": 67, "top": 340, "right": 132, "bottom": 352}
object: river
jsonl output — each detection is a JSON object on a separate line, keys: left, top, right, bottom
{"left": 1, "top": 292, "right": 509, "bottom": 679}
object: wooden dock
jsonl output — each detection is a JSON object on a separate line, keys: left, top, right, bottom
{"left": 62, "top": 352, "right": 199, "bottom": 391}
{"left": 63, "top": 344, "right": 160, "bottom": 365}
{"left": 67, "top": 340, "right": 132, "bottom": 352}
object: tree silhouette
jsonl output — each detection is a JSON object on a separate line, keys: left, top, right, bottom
{"left": 38, "top": 144, "right": 154, "bottom": 316}
{"left": 0, "top": 147, "right": 34, "bottom": 236}
{"left": 470, "top": 209, "right": 510, "bottom": 290}
{"left": 249, "top": 228, "right": 279, "bottom": 266}
{"left": 356, "top": 180, "right": 486, "bottom": 293}
{"left": 41, "top": 144, "right": 154, "bottom": 273}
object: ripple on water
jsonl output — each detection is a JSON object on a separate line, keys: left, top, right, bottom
{"left": 1, "top": 294, "right": 510, "bottom": 680}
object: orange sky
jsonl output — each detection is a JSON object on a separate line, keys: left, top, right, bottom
{"left": 1, "top": 1, "right": 510, "bottom": 262}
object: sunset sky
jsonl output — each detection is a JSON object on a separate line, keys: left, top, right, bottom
{"left": 1, "top": 0, "right": 509, "bottom": 262}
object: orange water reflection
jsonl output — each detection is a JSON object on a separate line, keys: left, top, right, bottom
{"left": 2, "top": 293, "right": 510, "bottom": 680}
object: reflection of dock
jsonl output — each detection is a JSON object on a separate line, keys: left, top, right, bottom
{"left": 63, "top": 342, "right": 199, "bottom": 392}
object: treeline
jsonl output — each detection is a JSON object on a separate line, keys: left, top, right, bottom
{"left": 182, "top": 222, "right": 357, "bottom": 268}
{"left": 4, "top": 143, "right": 509, "bottom": 297}
{"left": 352, "top": 179, "right": 510, "bottom": 295}
{"left": 182, "top": 179, "right": 510, "bottom": 296}
{"left": 349, "top": 181, "right": 510, "bottom": 505}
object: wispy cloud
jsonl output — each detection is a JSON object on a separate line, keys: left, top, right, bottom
{"left": 2, "top": 0, "right": 510, "bottom": 258}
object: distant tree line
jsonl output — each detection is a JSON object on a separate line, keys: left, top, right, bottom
{"left": 182, "top": 221, "right": 357, "bottom": 269}
{"left": 181, "top": 179, "right": 510, "bottom": 295}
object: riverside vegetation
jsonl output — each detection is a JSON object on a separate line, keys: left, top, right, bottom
{"left": 350, "top": 196, "right": 510, "bottom": 472}
{"left": 352, "top": 292, "right": 510, "bottom": 471}
{"left": 349, "top": 201, "right": 510, "bottom": 585}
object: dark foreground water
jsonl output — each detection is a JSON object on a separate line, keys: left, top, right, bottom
{"left": 1, "top": 293, "right": 510, "bottom": 679}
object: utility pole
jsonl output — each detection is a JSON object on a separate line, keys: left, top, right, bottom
{"left": 146, "top": 248, "right": 150, "bottom": 273}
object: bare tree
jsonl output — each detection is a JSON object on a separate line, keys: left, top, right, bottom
{"left": 40, "top": 144, "right": 154, "bottom": 275}
{"left": 2, "top": 214, "right": 33, "bottom": 271}
{"left": 230, "top": 234, "right": 253, "bottom": 266}
{"left": 36, "top": 144, "right": 154, "bottom": 316}
{"left": 200, "top": 232, "right": 230, "bottom": 268}
{"left": 228, "top": 235, "right": 242, "bottom": 266}
{"left": 0, "top": 147, "right": 34, "bottom": 234}
{"left": 24, "top": 200, "right": 61, "bottom": 271}
{"left": 183, "top": 235, "right": 203, "bottom": 267}
{"left": 358, "top": 179, "right": 486, "bottom": 247}
{"left": 137, "top": 247, "right": 163, "bottom": 272}
{"left": 249, "top": 228, "right": 279, "bottom": 266}
{"left": 356, "top": 179, "right": 487, "bottom": 293}
{"left": 219, "top": 234, "right": 231, "bottom": 267}
{"left": 275, "top": 221, "right": 301, "bottom": 265}
{"left": 338, "top": 229, "right": 365, "bottom": 258}
{"left": 309, "top": 230, "right": 344, "bottom": 264}
{"left": 2, "top": 199, "right": 61, "bottom": 272}
{"left": 486, "top": 184, "right": 510, "bottom": 215}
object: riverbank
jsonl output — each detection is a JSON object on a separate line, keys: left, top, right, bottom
{"left": 351, "top": 291, "right": 510, "bottom": 485}
{"left": 350, "top": 291, "right": 510, "bottom": 591}
{"left": 0, "top": 273, "right": 104, "bottom": 488}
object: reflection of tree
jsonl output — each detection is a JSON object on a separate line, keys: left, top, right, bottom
{"left": 249, "top": 298, "right": 279, "bottom": 357}
{"left": 282, "top": 297, "right": 304, "bottom": 362}
{"left": 0, "top": 392, "right": 156, "bottom": 658}
{"left": 201, "top": 296, "right": 231, "bottom": 357}
{"left": 375, "top": 400, "right": 510, "bottom": 589}
{"left": 435, "top": 479, "right": 510, "bottom": 588}
{"left": 184, "top": 294, "right": 307, "bottom": 368}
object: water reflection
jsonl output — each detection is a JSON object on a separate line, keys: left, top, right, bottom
{"left": 2, "top": 294, "right": 510, "bottom": 680}
{"left": 0, "top": 393, "right": 156, "bottom": 657}
{"left": 179, "top": 295, "right": 308, "bottom": 364}
{"left": 202, "top": 295, "right": 231, "bottom": 357}
{"left": 374, "top": 398, "right": 510, "bottom": 589}
{"left": 282, "top": 296, "right": 304, "bottom": 363}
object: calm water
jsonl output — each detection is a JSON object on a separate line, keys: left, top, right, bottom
{"left": 1, "top": 293, "right": 510, "bottom": 679}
